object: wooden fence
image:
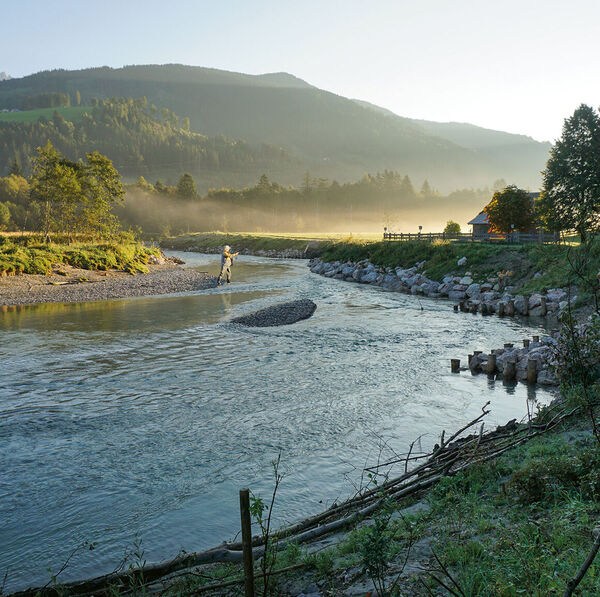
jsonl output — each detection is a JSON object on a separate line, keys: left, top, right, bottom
{"left": 382, "top": 231, "right": 560, "bottom": 244}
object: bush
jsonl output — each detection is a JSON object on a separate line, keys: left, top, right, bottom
{"left": 444, "top": 220, "right": 461, "bottom": 235}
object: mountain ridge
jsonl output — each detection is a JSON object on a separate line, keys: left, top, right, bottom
{"left": 0, "top": 64, "right": 550, "bottom": 191}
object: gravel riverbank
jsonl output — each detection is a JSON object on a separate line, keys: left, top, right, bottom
{"left": 0, "top": 263, "right": 216, "bottom": 307}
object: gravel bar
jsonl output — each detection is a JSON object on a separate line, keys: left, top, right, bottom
{"left": 0, "top": 264, "right": 216, "bottom": 307}
{"left": 231, "top": 299, "right": 317, "bottom": 327}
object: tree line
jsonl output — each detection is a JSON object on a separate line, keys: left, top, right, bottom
{"left": 1, "top": 103, "right": 599, "bottom": 238}
{"left": 0, "top": 97, "right": 289, "bottom": 181}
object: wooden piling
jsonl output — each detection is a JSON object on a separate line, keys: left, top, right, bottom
{"left": 504, "top": 360, "right": 516, "bottom": 381}
{"left": 468, "top": 354, "right": 473, "bottom": 366}
{"left": 486, "top": 353, "right": 497, "bottom": 375}
{"left": 523, "top": 339, "right": 530, "bottom": 348}
{"left": 239, "top": 489, "right": 255, "bottom": 597}
{"left": 533, "top": 335, "right": 540, "bottom": 343}
{"left": 527, "top": 359, "right": 538, "bottom": 384}
{"left": 453, "top": 304, "right": 459, "bottom": 312}
{"left": 451, "top": 359, "right": 460, "bottom": 373}
{"left": 498, "top": 302, "right": 505, "bottom": 317}
{"left": 504, "top": 343, "right": 514, "bottom": 349}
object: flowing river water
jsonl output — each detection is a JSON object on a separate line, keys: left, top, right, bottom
{"left": 0, "top": 253, "right": 557, "bottom": 591}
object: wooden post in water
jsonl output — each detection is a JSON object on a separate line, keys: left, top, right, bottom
{"left": 486, "top": 353, "right": 497, "bottom": 375}
{"left": 527, "top": 359, "right": 538, "bottom": 384}
{"left": 451, "top": 359, "right": 460, "bottom": 373}
{"left": 504, "top": 360, "right": 516, "bottom": 381}
{"left": 533, "top": 335, "right": 540, "bottom": 343}
{"left": 239, "top": 489, "right": 255, "bottom": 597}
{"left": 504, "top": 343, "right": 514, "bottom": 349}
{"left": 468, "top": 354, "right": 473, "bottom": 366}
{"left": 523, "top": 339, "right": 530, "bottom": 348}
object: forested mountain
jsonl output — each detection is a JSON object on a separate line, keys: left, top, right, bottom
{"left": 0, "top": 97, "right": 291, "bottom": 188}
{"left": 0, "top": 64, "right": 551, "bottom": 191}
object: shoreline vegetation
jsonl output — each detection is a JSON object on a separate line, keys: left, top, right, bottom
{"left": 0, "top": 235, "right": 215, "bottom": 307}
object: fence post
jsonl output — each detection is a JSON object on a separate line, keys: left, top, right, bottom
{"left": 239, "top": 489, "right": 255, "bottom": 597}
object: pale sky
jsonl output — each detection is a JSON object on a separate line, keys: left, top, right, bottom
{"left": 3, "top": 0, "right": 600, "bottom": 142}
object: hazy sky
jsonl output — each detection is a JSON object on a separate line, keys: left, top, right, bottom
{"left": 3, "top": 0, "right": 599, "bottom": 141}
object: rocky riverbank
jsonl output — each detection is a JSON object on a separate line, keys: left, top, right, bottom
{"left": 0, "top": 260, "right": 215, "bottom": 307}
{"left": 309, "top": 257, "right": 573, "bottom": 319}
{"left": 463, "top": 333, "right": 559, "bottom": 385}
{"left": 309, "top": 257, "right": 571, "bottom": 385}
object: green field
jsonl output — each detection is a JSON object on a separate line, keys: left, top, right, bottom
{"left": 0, "top": 106, "right": 90, "bottom": 123}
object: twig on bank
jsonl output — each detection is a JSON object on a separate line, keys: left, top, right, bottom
{"left": 562, "top": 526, "right": 600, "bottom": 597}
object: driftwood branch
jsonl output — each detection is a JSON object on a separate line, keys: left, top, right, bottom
{"left": 562, "top": 526, "right": 600, "bottom": 597}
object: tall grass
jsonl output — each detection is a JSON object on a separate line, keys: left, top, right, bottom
{"left": 0, "top": 235, "right": 159, "bottom": 275}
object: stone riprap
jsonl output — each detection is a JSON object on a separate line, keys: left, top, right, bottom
{"left": 309, "top": 257, "right": 573, "bottom": 319}
{"left": 231, "top": 299, "right": 317, "bottom": 327}
{"left": 466, "top": 334, "right": 559, "bottom": 385}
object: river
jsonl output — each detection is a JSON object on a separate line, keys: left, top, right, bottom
{"left": 0, "top": 253, "right": 557, "bottom": 591}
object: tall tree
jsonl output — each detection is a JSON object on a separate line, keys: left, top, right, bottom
{"left": 80, "top": 151, "right": 124, "bottom": 236}
{"left": 538, "top": 104, "right": 600, "bottom": 241}
{"left": 29, "top": 141, "right": 65, "bottom": 238}
{"left": 9, "top": 158, "right": 22, "bottom": 177}
{"left": 176, "top": 173, "right": 197, "bottom": 199}
{"left": 484, "top": 185, "right": 536, "bottom": 234}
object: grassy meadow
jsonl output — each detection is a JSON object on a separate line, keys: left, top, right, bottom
{"left": 0, "top": 106, "right": 89, "bottom": 123}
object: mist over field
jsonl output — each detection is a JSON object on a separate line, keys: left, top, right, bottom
{"left": 117, "top": 185, "right": 492, "bottom": 235}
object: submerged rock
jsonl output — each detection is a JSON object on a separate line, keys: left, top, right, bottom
{"left": 231, "top": 299, "right": 317, "bottom": 327}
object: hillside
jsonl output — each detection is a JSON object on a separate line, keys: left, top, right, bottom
{"left": 0, "top": 98, "right": 291, "bottom": 187}
{"left": 0, "top": 64, "right": 551, "bottom": 190}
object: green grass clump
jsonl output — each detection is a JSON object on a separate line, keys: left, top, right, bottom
{"left": 0, "top": 236, "right": 158, "bottom": 275}
{"left": 424, "top": 432, "right": 600, "bottom": 596}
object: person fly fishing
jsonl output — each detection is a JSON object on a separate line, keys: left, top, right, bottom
{"left": 217, "top": 245, "right": 239, "bottom": 285}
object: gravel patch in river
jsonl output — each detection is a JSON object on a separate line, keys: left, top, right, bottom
{"left": 231, "top": 298, "right": 317, "bottom": 327}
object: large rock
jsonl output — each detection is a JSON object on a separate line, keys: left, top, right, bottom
{"left": 465, "top": 283, "right": 481, "bottom": 297}
{"left": 530, "top": 297, "right": 547, "bottom": 317}
{"left": 457, "top": 256, "right": 467, "bottom": 266}
{"left": 460, "top": 276, "right": 473, "bottom": 285}
{"left": 448, "top": 290, "right": 466, "bottom": 300}
{"left": 341, "top": 263, "right": 356, "bottom": 277}
{"left": 381, "top": 273, "right": 399, "bottom": 289}
{"left": 361, "top": 270, "right": 379, "bottom": 284}
{"left": 529, "top": 294, "right": 543, "bottom": 310}
{"left": 513, "top": 295, "right": 529, "bottom": 315}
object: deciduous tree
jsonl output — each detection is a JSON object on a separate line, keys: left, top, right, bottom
{"left": 484, "top": 185, "right": 536, "bottom": 234}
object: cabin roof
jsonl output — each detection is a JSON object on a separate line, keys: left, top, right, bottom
{"left": 468, "top": 211, "right": 489, "bottom": 225}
